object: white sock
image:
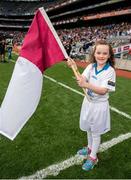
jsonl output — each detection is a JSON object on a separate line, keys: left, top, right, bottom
{"left": 87, "top": 131, "right": 92, "bottom": 150}
{"left": 90, "top": 133, "right": 101, "bottom": 159}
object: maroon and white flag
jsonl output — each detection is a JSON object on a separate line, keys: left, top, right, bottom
{"left": 0, "top": 7, "right": 68, "bottom": 140}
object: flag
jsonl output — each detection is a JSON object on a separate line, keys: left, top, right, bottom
{"left": 0, "top": 7, "right": 68, "bottom": 140}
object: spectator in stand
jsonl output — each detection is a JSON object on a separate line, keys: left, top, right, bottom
{"left": 64, "top": 39, "right": 72, "bottom": 56}
{"left": 7, "top": 41, "right": 13, "bottom": 61}
{"left": 0, "top": 39, "right": 6, "bottom": 63}
{"left": 0, "top": 38, "right": 2, "bottom": 62}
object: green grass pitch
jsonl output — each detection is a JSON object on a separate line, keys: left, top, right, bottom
{"left": 0, "top": 54, "right": 131, "bottom": 179}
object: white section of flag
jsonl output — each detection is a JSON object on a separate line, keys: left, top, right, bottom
{"left": 0, "top": 57, "right": 43, "bottom": 140}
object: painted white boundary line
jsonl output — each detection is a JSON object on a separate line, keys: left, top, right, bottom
{"left": 44, "top": 75, "right": 84, "bottom": 96}
{"left": 44, "top": 75, "right": 131, "bottom": 120}
{"left": 110, "top": 106, "right": 131, "bottom": 120}
{"left": 20, "top": 132, "right": 131, "bottom": 179}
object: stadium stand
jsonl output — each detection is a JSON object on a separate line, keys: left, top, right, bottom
{"left": 0, "top": 0, "right": 131, "bottom": 69}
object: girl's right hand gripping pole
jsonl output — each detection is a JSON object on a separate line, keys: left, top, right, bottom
{"left": 67, "top": 58, "right": 90, "bottom": 101}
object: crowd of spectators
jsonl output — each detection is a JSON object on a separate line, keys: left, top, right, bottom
{"left": 0, "top": 22, "right": 131, "bottom": 60}
{"left": 0, "top": 31, "right": 25, "bottom": 46}
{"left": 0, "top": 31, "right": 25, "bottom": 62}
{"left": 57, "top": 22, "right": 131, "bottom": 58}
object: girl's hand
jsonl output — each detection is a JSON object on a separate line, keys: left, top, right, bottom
{"left": 77, "top": 75, "right": 88, "bottom": 88}
{"left": 67, "top": 58, "right": 77, "bottom": 70}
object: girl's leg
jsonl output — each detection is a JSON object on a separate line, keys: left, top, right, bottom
{"left": 77, "top": 131, "right": 92, "bottom": 156}
{"left": 82, "top": 133, "right": 101, "bottom": 171}
{"left": 87, "top": 131, "right": 92, "bottom": 151}
{"left": 89, "top": 133, "right": 101, "bottom": 159}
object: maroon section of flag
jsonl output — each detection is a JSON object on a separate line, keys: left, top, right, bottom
{"left": 20, "top": 8, "right": 67, "bottom": 73}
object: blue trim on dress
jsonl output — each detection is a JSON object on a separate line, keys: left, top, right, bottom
{"left": 93, "top": 62, "right": 110, "bottom": 75}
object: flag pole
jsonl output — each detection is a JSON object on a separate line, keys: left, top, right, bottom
{"left": 67, "top": 59, "right": 90, "bottom": 101}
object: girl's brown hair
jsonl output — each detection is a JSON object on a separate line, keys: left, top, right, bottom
{"left": 89, "top": 40, "right": 115, "bottom": 67}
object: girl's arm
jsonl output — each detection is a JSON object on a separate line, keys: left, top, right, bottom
{"left": 77, "top": 75, "right": 108, "bottom": 95}
{"left": 67, "top": 59, "right": 107, "bottom": 95}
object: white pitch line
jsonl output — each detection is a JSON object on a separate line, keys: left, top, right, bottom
{"left": 20, "top": 132, "right": 131, "bottom": 179}
{"left": 44, "top": 75, "right": 84, "bottom": 96}
{"left": 110, "top": 106, "right": 131, "bottom": 120}
{"left": 44, "top": 75, "right": 131, "bottom": 120}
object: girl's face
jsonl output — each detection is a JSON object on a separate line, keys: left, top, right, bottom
{"left": 94, "top": 44, "right": 110, "bottom": 66}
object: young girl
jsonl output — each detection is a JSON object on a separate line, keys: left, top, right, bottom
{"left": 67, "top": 40, "right": 116, "bottom": 171}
